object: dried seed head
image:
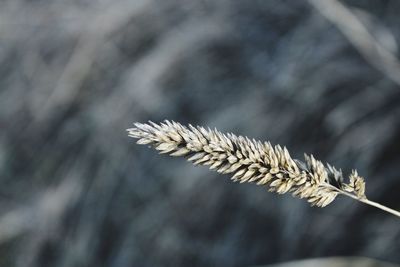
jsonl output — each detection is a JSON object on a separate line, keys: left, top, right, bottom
{"left": 128, "top": 120, "right": 367, "bottom": 208}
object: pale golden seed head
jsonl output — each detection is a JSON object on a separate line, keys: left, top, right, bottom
{"left": 128, "top": 120, "right": 367, "bottom": 207}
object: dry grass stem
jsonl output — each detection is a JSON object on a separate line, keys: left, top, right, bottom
{"left": 127, "top": 120, "right": 400, "bottom": 218}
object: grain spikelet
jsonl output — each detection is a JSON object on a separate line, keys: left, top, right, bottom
{"left": 127, "top": 120, "right": 372, "bottom": 208}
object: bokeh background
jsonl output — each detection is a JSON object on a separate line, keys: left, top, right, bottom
{"left": 1, "top": 0, "right": 400, "bottom": 266}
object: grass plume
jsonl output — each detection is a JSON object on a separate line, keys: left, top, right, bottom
{"left": 127, "top": 120, "right": 400, "bottom": 217}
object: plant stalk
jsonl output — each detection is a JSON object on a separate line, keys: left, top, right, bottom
{"left": 338, "top": 189, "right": 400, "bottom": 218}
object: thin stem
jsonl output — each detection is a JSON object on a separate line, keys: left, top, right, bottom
{"left": 358, "top": 198, "right": 400, "bottom": 218}
{"left": 338, "top": 189, "right": 400, "bottom": 218}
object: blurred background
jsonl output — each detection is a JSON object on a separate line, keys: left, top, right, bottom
{"left": 0, "top": 0, "right": 400, "bottom": 266}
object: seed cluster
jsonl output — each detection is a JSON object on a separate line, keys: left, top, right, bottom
{"left": 128, "top": 120, "right": 366, "bottom": 207}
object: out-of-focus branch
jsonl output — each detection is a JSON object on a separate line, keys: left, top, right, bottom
{"left": 0, "top": 179, "right": 81, "bottom": 244}
{"left": 35, "top": 0, "right": 151, "bottom": 122}
{"left": 255, "top": 256, "right": 400, "bottom": 267}
{"left": 308, "top": 0, "right": 400, "bottom": 86}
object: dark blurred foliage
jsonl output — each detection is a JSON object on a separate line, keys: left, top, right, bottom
{"left": 0, "top": 0, "right": 400, "bottom": 266}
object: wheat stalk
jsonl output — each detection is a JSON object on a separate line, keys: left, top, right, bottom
{"left": 127, "top": 120, "right": 400, "bottom": 218}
